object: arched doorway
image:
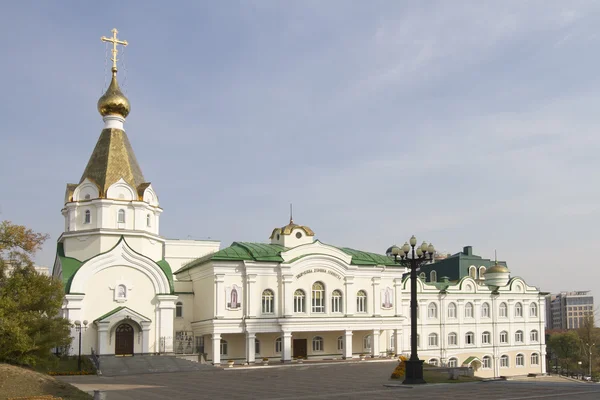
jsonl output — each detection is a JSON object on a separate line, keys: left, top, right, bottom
{"left": 115, "top": 323, "right": 134, "bottom": 355}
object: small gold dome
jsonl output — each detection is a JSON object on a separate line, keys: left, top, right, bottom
{"left": 487, "top": 264, "right": 510, "bottom": 274}
{"left": 97, "top": 73, "right": 130, "bottom": 118}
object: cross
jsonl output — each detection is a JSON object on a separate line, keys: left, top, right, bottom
{"left": 101, "top": 28, "right": 128, "bottom": 73}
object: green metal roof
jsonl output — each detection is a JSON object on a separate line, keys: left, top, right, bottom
{"left": 93, "top": 306, "right": 151, "bottom": 322}
{"left": 336, "top": 247, "right": 397, "bottom": 266}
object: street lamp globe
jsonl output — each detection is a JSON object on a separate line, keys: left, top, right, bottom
{"left": 409, "top": 235, "right": 417, "bottom": 246}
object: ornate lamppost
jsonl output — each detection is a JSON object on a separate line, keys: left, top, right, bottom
{"left": 389, "top": 236, "right": 434, "bottom": 385}
{"left": 74, "top": 320, "right": 88, "bottom": 371}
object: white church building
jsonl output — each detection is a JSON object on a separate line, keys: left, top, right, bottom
{"left": 52, "top": 31, "right": 546, "bottom": 378}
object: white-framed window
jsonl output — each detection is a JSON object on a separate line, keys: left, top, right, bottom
{"left": 469, "top": 266, "right": 476, "bottom": 279}
{"left": 428, "top": 333, "right": 438, "bottom": 347}
{"left": 84, "top": 209, "right": 91, "bottom": 224}
{"left": 448, "top": 302, "right": 457, "bottom": 319}
{"left": 515, "top": 330, "right": 524, "bottom": 343}
{"left": 312, "top": 336, "right": 324, "bottom": 352}
{"left": 337, "top": 336, "right": 344, "bottom": 351}
{"left": 419, "top": 272, "right": 426, "bottom": 280}
{"left": 448, "top": 358, "right": 458, "bottom": 368}
{"left": 500, "top": 331, "right": 508, "bottom": 344}
{"left": 275, "top": 337, "right": 282, "bottom": 353}
{"left": 448, "top": 332, "right": 458, "bottom": 346}
{"left": 465, "top": 332, "right": 475, "bottom": 346}
{"left": 175, "top": 302, "right": 183, "bottom": 318}
{"left": 430, "top": 270, "right": 437, "bottom": 282}
{"left": 255, "top": 338, "right": 260, "bottom": 355}
{"left": 499, "top": 302, "right": 508, "bottom": 317}
{"left": 428, "top": 303, "right": 438, "bottom": 319}
{"left": 482, "top": 331, "right": 491, "bottom": 344}
{"left": 465, "top": 302, "right": 474, "bottom": 318}
{"left": 332, "top": 290, "right": 343, "bottom": 313}
{"left": 500, "top": 355, "right": 509, "bottom": 368}
{"left": 357, "top": 290, "right": 367, "bottom": 313}
{"left": 428, "top": 358, "right": 439, "bottom": 366}
{"left": 530, "top": 302, "right": 538, "bottom": 317}
{"left": 117, "top": 209, "right": 126, "bottom": 223}
{"left": 516, "top": 353, "right": 525, "bottom": 367}
{"left": 294, "top": 289, "right": 305, "bottom": 313}
{"left": 312, "top": 282, "right": 325, "bottom": 313}
{"left": 531, "top": 353, "right": 540, "bottom": 365}
{"left": 530, "top": 330, "right": 539, "bottom": 342}
{"left": 515, "top": 302, "right": 523, "bottom": 317}
{"left": 146, "top": 213, "right": 151, "bottom": 227}
{"left": 479, "top": 266, "right": 486, "bottom": 278}
{"left": 481, "top": 302, "right": 490, "bottom": 318}
{"left": 220, "top": 339, "right": 228, "bottom": 356}
{"left": 262, "top": 289, "right": 274, "bottom": 314}
{"left": 482, "top": 356, "right": 492, "bottom": 369}
{"left": 363, "top": 335, "right": 371, "bottom": 350}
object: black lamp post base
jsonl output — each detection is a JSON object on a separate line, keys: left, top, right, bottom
{"left": 403, "top": 359, "right": 426, "bottom": 385}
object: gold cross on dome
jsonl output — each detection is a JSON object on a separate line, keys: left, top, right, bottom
{"left": 101, "top": 28, "right": 128, "bottom": 72}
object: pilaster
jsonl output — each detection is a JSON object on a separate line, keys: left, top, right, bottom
{"left": 215, "top": 274, "right": 225, "bottom": 319}
{"left": 344, "top": 276, "right": 355, "bottom": 316}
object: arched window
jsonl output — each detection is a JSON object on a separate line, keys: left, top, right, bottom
{"left": 430, "top": 270, "right": 437, "bottom": 282}
{"left": 363, "top": 335, "right": 371, "bottom": 350}
{"left": 312, "top": 282, "right": 325, "bottom": 313}
{"left": 84, "top": 210, "right": 91, "bottom": 224}
{"left": 516, "top": 353, "right": 524, "bottom": 366}
{"left": 530, "top": 330, "right": 539, "bottom": 342}
{"left": 531, "top": 353, "right": 540, "bottom": 365}
{"left": 275, "top": 337, "right": 282, "bottom": 353}
{"left": 357, "top": 290, "right": 367, "bottom": 313}
{"left": 419, "top": 272, "right": 426, "bottom": 280}
{"left": 530, "top": 302, "right": 538, "bottom": 317}
{"left": 499, "top": 302, "right": 508, "bottom": 317}
{"left": 482, "top": 356, "right": 491, "bottom": 369}
{"left": 515, "top": 302, "right": 523, "bottom": 317}
{"left": 428, "top": 358, "right": 439, "bottom": 366}
{"left": 481, "top": 302, "right": 490, "bottom": 318}
{"left": 117, "top": 209, "right": 126, "bottom": 223}
{"left": 255, "top": 338, "right": 260, "bottom": 355}
{"left": 84, "top": 194, "right": 91, "bottom": 200}
{"left": 447, "top": 302, "right": 457, "bottom": 319}
{"left": 447, "top": 358, "right": 458, "bottom": 368}
{"left": 482, "top": 331, "right": 491, "bottom": 344}
{"left": 479, "top": 266, "right": 486, "bottom": 278}
{"left": 220, "top": 339, "right": 228, "bottom": 356}
{"left": 428, "top": 333, "right": 438, "bottom": 347}
{"left": 465, "top": 331, "right": 475, "bottom": 345}
{"left": 500, "top": 331, "right": 508, "bottom": 344}
{"left": 469, "top": 266, "right": 476, "bottom": 279}
{"left": 500, "top": 355, "right": 509, "bottom": 368}
{"left": 337, "top": 336, "right": 344, "bottom": 351}
{"left": 427, "top": 303, "right": 438, "bottom": 319}
{"left": 262, "top": 289, "right": 274, "bottom": 314}
{"left": 294, "top": 289, "right": 305, "bottom": 313}
{"left": 448, "top": 332, "right": 458, "bottom": 346}
{"left": 146, "top": 213, "right": 151, "bottom": 227}
{"left": 312, "top": 336, "right": 324, "bottom": 352}
{"left": 175, "top": 301, "right": 183, "bottom": 318}
{"left": 331, "top": 290, "right": 343, "bottom": 313}
{"left": 515, "top": 330, "right": 524, "bottom": 343}
{"left": 465, "top": 302, "right": 474, "bottom": 318}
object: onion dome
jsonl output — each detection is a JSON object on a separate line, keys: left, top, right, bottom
{"left": 484, "top": 261, "right": 510, "bottom": 288}
{"left": 97, "top": 72, "right": 130, "bottom": 118}
{"left": 269, "top": 218, "right": 314, "bottom": 240}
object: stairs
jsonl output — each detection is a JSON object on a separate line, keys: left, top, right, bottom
{"left": 97, "top": 355, "right": 216, "bottom": 376}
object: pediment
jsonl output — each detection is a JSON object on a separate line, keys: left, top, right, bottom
{"left": 94, "top": 306, "right": 151, "bottom": 324}
{"left": 281, "top": 240, "right": 352, "bottom": 264}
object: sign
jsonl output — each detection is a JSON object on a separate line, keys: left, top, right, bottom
{"left": 295, "top": 268, "right": 342, "bottom": 280}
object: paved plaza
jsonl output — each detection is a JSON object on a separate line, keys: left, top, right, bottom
{"left": 59, "top": 361, "right": 600, "bottom": 400}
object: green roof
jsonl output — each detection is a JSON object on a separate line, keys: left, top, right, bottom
{"left": 156, "top": 259, "right": 175, "bottom": 293}
{"left": 336, "top": 247, "right": 397, "bottom": 266}
{"left": 462, "top": 356, "right": 481, "bottom": 366}
{"left": 93, "top": 306, "right": 151, "bottom": 322}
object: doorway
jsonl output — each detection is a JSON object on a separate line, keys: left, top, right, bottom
{"left": 293, "top": 339, "right": 307, "bottom": 359}
{"left": 115, "top": 323, "right": 134, "bottom": 355}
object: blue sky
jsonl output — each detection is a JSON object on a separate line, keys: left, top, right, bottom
{"left": 1, "top": 1, "right": 599, "bottom": 302}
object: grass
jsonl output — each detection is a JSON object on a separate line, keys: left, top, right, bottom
{"left": 0, "top": 363, "right": 92, "bottom": 400}
{"left": 32, "top": 356, "right": 96, "bottom": 375}
{"left": 422, "top": 369, "right": 482, "bottom": 384}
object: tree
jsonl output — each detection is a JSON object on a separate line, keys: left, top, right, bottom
{"left": 576, "top": 312, "right": 600, "bottom": 377}
{"left": 0, "top": 220, "right": 71, "bottom": 366}
{"left": 547, "top": 330, "right": 581, "bottom": 375}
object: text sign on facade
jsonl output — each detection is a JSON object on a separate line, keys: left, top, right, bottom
{"left": 295, "top": 268, "right": 342, "bottom": 280}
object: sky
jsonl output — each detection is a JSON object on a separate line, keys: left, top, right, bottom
{"left": 1, "top": 1, "right": 599, "bottom": 303}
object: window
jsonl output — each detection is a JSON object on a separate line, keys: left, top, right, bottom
{"left": 220, "top": 339, "right": 228, "bottom": 356}
{"left": 500, "top": 331, "right": 508, "bottom": 344}
{"left": 175, "top": 302, "right": 183, "bottom": 318}
{"left": 530, "top": 330, "right": 539, "bottom": 342}
{"left": 530, "top": 302, "right": 538, "bottom": 317}
{"left": 448, "top": 332, "right": 458, "bottom": 346}
{"left": 390, "top": 334, "right": 395, "bottom": 350}
{"left": 428, "top": 333, "right": 438, "bottom": 347}
{"left": 465, "top": 302, "right": 474, "bottom": 318}
{"left": 146, "top": 213, "right": 151, "bottom": 227}
{"left": 337, "top": 336, "right": 344, "bottom": 351}
{"left": 531, "top": 353, "right": 540, "bottom": 365}
{"left": 465, "top": 332, "right": 475, "bottom": 345}
{"left": 430, "top": 270, "right": 437, "bottom": 282}
{"left": 357, "top": 290, "right": 367, "bottom": 313}
{"left": 262, "top": 289, "right": 274, "bottom": 314}
{"left": 448, "top": 302, "right": 457, "bottom": 319}
{"left": 515, "top": 330, "right": 524, "bottom": 343}
{"left": 332, "top": 290, "right": 343, "bottom": 313}
{"left": 482, "top": 356, "right": 491, "bottom": 369}
{"left": 479, "top": 266, "right": 486, "bottom": 278}
{"left": 500, "top": 355, "right": 509, "bottom": 368}
{"left": 84, "top": 194, "right": 91, "bottom": 200}
{"left": 515, "top": 302, "right": 523, "bottom": 317}
{"left": 312, "top": 282, "right": 325, "bottom": 313}
{"left": 84, "top": 210, "right": 91, "bottom": 224}
{"left": 275, "top": 337, "right": 282, "bottom": 353}
{"left": 482, "top": 331, "right": 491, "bottom": 345}
{"left": 499, "top": 302, "right": 508, "bottom": 317}
{"left": 428, "top": 358, "right": 439, "bottom": 366}
{"left": 117, "top": 209, "right": 125, "bottom": 223}
{"left": 419, "top": 272, "right": 426, "bottom": 280}
{"left": 363, "top": 335, "right": 371, "bottom": 350}
{"left": 448, "top": 358, "right": 458, "bottom": 368}
{"left": 294, "top": 290, "right": 305, "bottom": 313}
{"left": 516, "top": 353, "right": 524, "bottom": 367}
{"left": 428, "top": 303, "right": 438, "bottom": 319}
{"left": 481, "top": 302, "right": 490, "bottom": 318}
{"left": 255, "top": 338, "right": 260, "bottom": 355}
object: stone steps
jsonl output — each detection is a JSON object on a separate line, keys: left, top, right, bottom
{"left": 97, "top": 355, "right": 216, "bottom": 376}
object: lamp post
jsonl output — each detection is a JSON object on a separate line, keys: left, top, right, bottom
{"left": 389, "top": 235, "right": 435, "bottom": 385}
{"left": 586, "top": 342, "right": 595, "bottom": 378}
{"left": 74, "top": 320, "right": 88, "bottom": 371}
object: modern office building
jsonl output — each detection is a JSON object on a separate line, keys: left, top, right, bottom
{"left": 545, "top": 291, "right": 594, "bottom": 330}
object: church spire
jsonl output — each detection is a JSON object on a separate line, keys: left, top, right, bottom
{"left": 97, "top": 29, "right": 130, "bottom": 128}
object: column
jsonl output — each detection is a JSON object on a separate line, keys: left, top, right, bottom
{"left": 394, "top": 278, "right": 403, "bottom": 316}
{"left": 371, "top": 277, "right": 381, "bottom": 316}
{"left": 246, "top": 274, "right": 257, "bottom": 318}
{"left": 282, "top": 332, "right": 292, "bottom": 362}
{"left": 344, "top": 330, "right": 353, "bottom": 359}
{"left": 157, "top": 295, "right": 178, "bottom": 353}
{"left": 246, "top": 333, "right": 256, "bottom": 364}
{"left": 282, "top": 275, "right": 294, "bottom": 317}
{"left": 215, "top": 274, "right": 225, "bottom": 319}
{"left": 344, "top": 277, "right": 355, "bottom": 316}
{"left": 394, "top": 329, "right": 402, "bottom": 355}
{"left": 212, "top": 333, "right": 221, "bottom": 365}
{"left": 141, "top": 321, "right": 151, "bottom": 354}
{"left": 371, "top": 329, "right": 381, "bottom": 358}
{"left": 97, "top": 321, "right": 110, "bottom": 355}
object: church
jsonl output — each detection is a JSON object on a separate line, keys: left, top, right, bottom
{"left": 52, "top": 30, "right": 546, "bottom": 378}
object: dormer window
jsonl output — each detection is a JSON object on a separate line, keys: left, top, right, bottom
{"left": 84, "top": 210, "right": 91, "bottom": 224}
{"left": 118, "top": 209, "right": 126, "bottom": 223}
{"left": 296, "top": 232, "right": 302, "bottom": 239}
{"left": 84, "top": 194, "right": 91, "bottom": 200}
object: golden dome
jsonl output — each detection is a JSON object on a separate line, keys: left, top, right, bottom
{"left": 269, "top": 219, "right": 315, "bottom": 239}
{"left": 487, "top": 263, "right": 510, "bottom": 274}
{"left": 97, "top": 72, "right": 130, "bottom": 118}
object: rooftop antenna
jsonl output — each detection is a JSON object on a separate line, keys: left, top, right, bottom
{"left": 289, "top": 203, "right": 293, "bottom": 224}
{"left": 494, "top": 250, "right": 497, "bottom": 264}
